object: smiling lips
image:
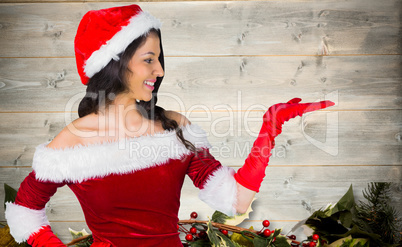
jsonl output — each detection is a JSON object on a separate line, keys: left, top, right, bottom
{"left": 144, "top": 80, "right": 155, "bottom": 90}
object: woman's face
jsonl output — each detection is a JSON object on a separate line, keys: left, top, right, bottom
{"left": 126, "top": 32, "right": 164, "bottom": 102}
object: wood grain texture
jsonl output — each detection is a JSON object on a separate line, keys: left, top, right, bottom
{"left": 0, "top": 55, "right": 401, "bottom": 111}
{"left": 0, "top": 0, "right": 401, "bottom": 57}
{"left": 0, "top": 110, "right": 401, "bottom": 167}
{"left": 0, "top": 0, "right": 401, "bottom": 243}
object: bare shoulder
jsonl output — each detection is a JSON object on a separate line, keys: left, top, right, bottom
{"left": 46, "top": 125, "right": 81, "bottom": 150}
{"left": 165, "top": 110, "right": 191, "bottom": 127}
{"left": 46, "top": 115, "right": 97, "bottom": 150}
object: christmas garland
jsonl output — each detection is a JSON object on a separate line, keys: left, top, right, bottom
{"left": 2, "top": 183, "right": 401, "bottom": 247}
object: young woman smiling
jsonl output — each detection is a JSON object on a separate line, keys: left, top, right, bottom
{"left": 5, "top": 5, "right": 334, "bottom": 246}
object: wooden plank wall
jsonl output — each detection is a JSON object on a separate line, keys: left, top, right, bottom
{"left": 1, "top": 0, "right": 401, "bottom": 243}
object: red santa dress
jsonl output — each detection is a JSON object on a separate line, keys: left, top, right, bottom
{"left": 5, "top": 124, "right": 238, "bottom": 246}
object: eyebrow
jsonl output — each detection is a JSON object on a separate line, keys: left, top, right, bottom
{"left": 141, "top": 51, "right": 156, "bottom": 56}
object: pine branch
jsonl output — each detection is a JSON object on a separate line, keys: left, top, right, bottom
{"left": 356, "top": 182, "right": 401, "bottom": 245}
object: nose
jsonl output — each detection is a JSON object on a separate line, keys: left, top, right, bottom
{"left": 154, "top": 60, "right": 164, "bottom": 77}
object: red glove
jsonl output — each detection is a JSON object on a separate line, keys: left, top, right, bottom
{"left": 27, "top": 225, "right": 66, "bottom": 247}
{"left": 234, "top": 98, "right": 335, "bottom": 192}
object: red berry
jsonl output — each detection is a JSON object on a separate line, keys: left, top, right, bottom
{"left": 262, "top": 220, "right": 270, "bottom": 227}
{"left": 312, "top": 234, "right": 319, "bottom": 240}
{"left": 263, "top": 229, "right": 271, "bottom": 237}
{"left": 309, "top": 242, "right": 316, "bottom": 247}
{"left": 185, "top": 234, "right": 193, "bottom": 241}
{"left": 190, "top": 211, "right": 198, "bottom": 219}
{"left": 288, "top": 235, "right": 296, "bottom": 240}
{"left": 221, "top": 229, "right": 228, "bottom": 235}
{"left": 198, "top": 231, "right": 207, "bottom": 239}
{"left": 190, "top": 227, "right": 197, "bottom": 234}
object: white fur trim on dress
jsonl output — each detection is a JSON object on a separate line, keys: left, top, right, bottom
{"left": 84, "top": 11, "right": 162, "bottom": 78}
{"left": 33, "top": 124, "right": 210, "bottom": 183}
{"left": 199, "top": 166, "right": 237, "bottom": 216}
{"left": 5, "top": 202, "right": 49, "bottom": 243}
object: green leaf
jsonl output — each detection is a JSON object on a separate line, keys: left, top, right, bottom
{"left": 69, "top": 228, "right": 90, "bottom": 239}
{"left": 273, "top": 235, "right": 291, "bottom": 247}
{"left": 271, "top": 228, "right": 282, "bottom": 238}
{"left": 75, "top": 238, "right": 92, "bottom": 247}
{"left": 231, "top": 231, "right": 254, "bottom": 247}
{"left": 216, "top": 231, "right": 236, "bottom": 247}
{"left": 329, "top": 236, "right": 369, "bottom": 247}
{"left": 4, "top": 184, "right": 18, "bottom": 209}
{"left": 206, "top": 220, "right": 238, "bottom": 247}
{"left": 331, "top": 185, "right": 356, "bottom": 215}
{"left": 190, "top": 239, "right": 212, "bottom": 247}
{"left": 206, "top": 221, "right": 221, "bottom": 247}
{"left": 212, "top": 198, "right": 256, "bottom": 226}
{"left": 211, "top": 211, "right": 230, "bottom": 224}
{"left": 193, "top": 223, "right": 208, "bottom": 232}
{"left": 337, "top": 225, "right": 381, "bottom": 244}
{"left": 338, "top": 211, "right": 353, "bottom": 228}
{"left": 253, "top": 235, "right": 269, "bottom": 247}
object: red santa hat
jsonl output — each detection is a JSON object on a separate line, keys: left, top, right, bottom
{"left": 74, "top": 5, "right": 162, "bottom": 85}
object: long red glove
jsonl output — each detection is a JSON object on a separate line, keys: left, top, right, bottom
{"left": 27, "top": 225, "right": 66, "bottom": 247}
{"left": 234, "top": 98, "right": 335, "bottom": 192}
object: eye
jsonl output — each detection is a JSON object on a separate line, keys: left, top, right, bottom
{"left": 144, "top": 59, "right": 153, "bottom": 64}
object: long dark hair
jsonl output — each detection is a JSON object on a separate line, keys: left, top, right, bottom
{"left": 78, "top": 29, "right": 196, "bottom": 152}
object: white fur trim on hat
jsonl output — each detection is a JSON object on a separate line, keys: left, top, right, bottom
{"left": 5, "top": 202, "right": 50, "bottom": 243}
{"left": 33, "top": 124, "right": 210, "bottom": 183}
{"left": 84, "top": 11, "right": 161, "bottom": 78}
{"left": 199, "top": 166, "right": 237, "bottom": 216}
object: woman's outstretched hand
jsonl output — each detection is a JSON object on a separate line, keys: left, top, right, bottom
{"left": 234, "top": 98, "right": 335, "bottom": 192}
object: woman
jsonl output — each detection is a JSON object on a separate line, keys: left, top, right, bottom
{"left": 5, "top": 4, "right": 334, "bottom": 246}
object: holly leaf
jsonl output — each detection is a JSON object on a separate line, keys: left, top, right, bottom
{"left": 328, "top": 236, "right": 369, "bottom": 247}
{"left": 212, "top": 198, "right": 256, "bottom": 226}
{"left": 336, "top": 225, "right": 383, "bottom": 246}
{"left": 331, "top": 185, "right": 356, "bottom": 215}
{"left": 252, "top": 235, "right": 269, "bottom": 247}
{"left": 216, "top": 231, "right": 236, "bottom": 247}
{"left": 306, "top": 185, "right": 357, "bottom": 233}
{"left": 211, "top": 211, "right": 228, "bottom": 224}
{"left": 206, "top": 220, "right": 238, "bottom": 247}
{"left": 190, "top": 239, "right": 212, "bottom": 247}
{"left": 69, "top": 228, "right": 89, "bottom": 239}
{"left": 273, "top": 234, "right": 291, "bottom": 247}
{"left": 206, "top": 221, "right": 221, "bottom": 247}
{"left": 230, "top": 227, "right": 254, "bottom": 247}
{"left": 271, "top": 228, "right": 282, "bottom": 238}
{"left": 4, "top": 184, "right": 18, "bottom": 209}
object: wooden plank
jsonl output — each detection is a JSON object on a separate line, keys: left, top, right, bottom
{"left": 0, "top": 110, "right": 400, "bottom": 167}
{"left": 1, "top": 166, "right": 400, "bottom": 222}
{"left": 0, "top": 1, "right": 400, "bottom": 57}
{"left": 0, "top": 55, "right": 401, "bottom": 112}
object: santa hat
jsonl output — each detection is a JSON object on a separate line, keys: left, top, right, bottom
{"left": 74, "top": 5, "right": 162, "bottom": 85}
